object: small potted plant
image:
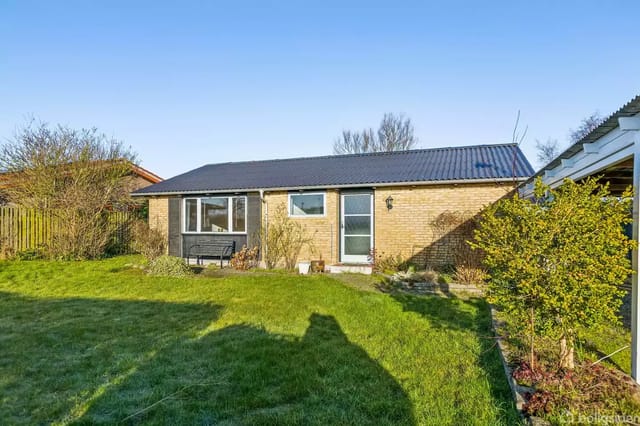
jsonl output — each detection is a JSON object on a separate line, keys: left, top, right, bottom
{"left": 310, "top": 254, "right": 325, "bottom": 273}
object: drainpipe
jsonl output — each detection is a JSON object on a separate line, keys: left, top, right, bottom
{"left": 259, "top": 190, "right": 267, "bottom": 266}
{"left": 330, "top": 222, "right": 333, "bottom": 264}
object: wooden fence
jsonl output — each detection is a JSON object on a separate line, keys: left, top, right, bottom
{"left": 0, "top": 206, "right": 140, "bottom": 256}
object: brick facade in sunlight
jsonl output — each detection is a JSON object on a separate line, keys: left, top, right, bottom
{"left": 148, "top": 198, "right": 169, "bottom": 254}
{"left": 374, "top": 183, "right": 513, "bottom": 268}
{"left": 263, "top": 190, "right": 340, "bottom": 264}
{"left": 147, "top": 183, "right": 513, "bottom": 266}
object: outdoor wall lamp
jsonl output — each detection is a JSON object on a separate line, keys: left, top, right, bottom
{"left": 385, "top": 196, "right": 394, "bottom": 211}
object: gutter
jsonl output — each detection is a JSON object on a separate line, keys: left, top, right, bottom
{"left": 131, "top": 177, "right": 527, "bottom": 197}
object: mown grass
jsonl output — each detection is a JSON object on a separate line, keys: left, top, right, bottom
{"left": 579, "top": 325, "right": 631, "bottom": 373}
{"left": 0, "top": 256, "right": 520, "bottom": 425}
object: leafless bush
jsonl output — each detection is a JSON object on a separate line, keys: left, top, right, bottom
{"left": 429, "top": 210, "right": 483, "bottom": 271}
{"left": 422, "top": 269, "right": 438, "bottom": 283}
{"left": 0, "top": 236, "right": 15, "bottom": 259}
{"left": 262, "top": 204, "right": 314, "bottom": 270}
{"left": 131, "top": 220, "right": 166, "bottom": 260}
{"left": 0, "top": 121, "right": 137, "bottom": 259}
{"left": 371, "top": 249, "right": 407, "bottom": 273}
{"left": 454, "top": 265, "right": 486, "bottom": 285}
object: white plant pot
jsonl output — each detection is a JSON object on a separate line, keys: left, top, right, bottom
{"left": 298, "top": 261, "right": 311, "bottom": 275}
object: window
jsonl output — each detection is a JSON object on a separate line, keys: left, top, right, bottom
{"left": 185, "top": 199, "right": 198, "bottom": 232}
{"left": 289, "top": 193, "right": 325, "bottom": 217}
{"left": 201, "top": 198, "right": 228, "bottom": 232}
{"left": 184, "top": 196, "right": 247, "bottom": 233}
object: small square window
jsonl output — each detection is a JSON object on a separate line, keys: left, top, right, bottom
{"left": 289, "top": 193, "right": 325, "bottom": 216}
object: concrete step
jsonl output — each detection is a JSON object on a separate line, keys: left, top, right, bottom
{"left": 326, "top": 264, "right": 373, "bottom": 275}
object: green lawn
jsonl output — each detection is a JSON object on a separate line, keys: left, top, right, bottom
{"left": 0, "top": 257, "right": 519, "bottom": 425}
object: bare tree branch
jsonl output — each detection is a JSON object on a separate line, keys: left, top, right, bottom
{"left": 333, "top": 113, "right": 418, "bottom": 154}
{"left": 535, "top": 138, "right": 560, "bottom": 166}
{"left": 569, "top": 111, "right": 604, "bottom": 144}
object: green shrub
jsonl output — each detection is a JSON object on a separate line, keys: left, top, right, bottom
{"left": 14, "top": 248, "right": 47, "bottom": 261}
{"left": 437, "top": 273, "right": 453, "bottom": 285}
{"left": 147, "top": 255, "right": 192, "bottom": 277}
{"left": 473, "top": 177, "right": 634, "bottom": 370}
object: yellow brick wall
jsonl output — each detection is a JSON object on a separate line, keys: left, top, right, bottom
{"left": 148, "top": 197, "right": 169, "bottom": 254}
{"left": 374, "top": 183, "right": 513, "bottom": 268}
{"left": 147, "top": 183, "right": 512, "bottom": 266}
{"left": 264, "top": 190, "right": 340, "bottom": 264}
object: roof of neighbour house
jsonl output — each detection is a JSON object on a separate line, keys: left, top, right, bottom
{"left": 529, "top": 94, "right": 640, "bottom": 179}
{"left": 133, "top": 143, "right": 534, "bottom": 196}
{"left": 0, "top": 161, "right": 163, "bottom": 189}
{"left": 130, "top": 164, "right": 163, "bottom": 184}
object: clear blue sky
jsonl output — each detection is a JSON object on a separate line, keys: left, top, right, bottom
{"left": 1, "top": 1, "right": 639, "bottom": 178}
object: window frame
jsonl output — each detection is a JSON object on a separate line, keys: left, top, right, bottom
{"left": 182, "top": 195, "right": 248, "bottom": 234}
{"left": 288, "top": 192, "right": 326, "bottom": 218}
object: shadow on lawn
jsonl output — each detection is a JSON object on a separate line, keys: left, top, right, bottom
{"left": 0, "top": 291, "right": 414, "bottom": 425}
{"left": 0, "top": 291, "right": 221, "bottom": 424}
{"left": 391, "top": 291, "right": 484, "bottom": 331}
{"left": 81, "top": 313, "right": 414, "bottom": 425}
{"left": 391, "top": 291, "right": 518, "bottom": 421}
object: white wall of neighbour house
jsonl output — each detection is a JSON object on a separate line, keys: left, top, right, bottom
{"left": 523, "top": 113, "right": 640, "bottom": 382}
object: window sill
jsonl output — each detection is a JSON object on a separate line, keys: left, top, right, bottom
{"left": 183, "top": 232, "right": 247, "bottom": 235}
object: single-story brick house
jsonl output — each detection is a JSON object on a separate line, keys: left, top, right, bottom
{"left": 132, "top": 144, "right": 533, "bottom": 269}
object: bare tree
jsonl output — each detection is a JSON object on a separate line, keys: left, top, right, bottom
{"left": 334, "top": 129, "right": 377, "bottom": 154}
{"left": 377, "top": 113, "right": 417, "bottom": 151}
{"left": 510, "top": 110, "right": 528, "bottom": 186}
{"left": 0, "top": 121, "right": 138, "bottom": 258}
{"left": 511, "top": 110, "right": 528, "bottom": 146}
{"left": 569, "top": 112, "right": 603, "bottom": 144}
{"left": 333, "top": 113, "right": 418, "bottom": 154}
{"left": 535, "top": 138, "right": 560, "bottom": 165}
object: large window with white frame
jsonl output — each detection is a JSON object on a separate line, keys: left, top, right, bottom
{"left": 184, "top": 196, "right": 247, "bottom": 233}
{"left": 288, "top": 192, "right": 325, "bottom": 217}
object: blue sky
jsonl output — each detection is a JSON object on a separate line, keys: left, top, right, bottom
{"left": 1, "top": 1, "right": 639, "bottom": 178}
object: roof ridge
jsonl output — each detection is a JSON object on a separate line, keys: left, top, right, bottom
{"left": 202, "top": 143, "right": 518, "bottom": 168}
{"left": 133, "top": 143, "right": 534, "bottom": 195}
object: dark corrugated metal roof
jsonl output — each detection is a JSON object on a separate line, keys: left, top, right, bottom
{"left": 133, "top": 143, "right": 534, "bottom": 195}
{"left": 529, "top": 94, "right": 640, "bottom": 181}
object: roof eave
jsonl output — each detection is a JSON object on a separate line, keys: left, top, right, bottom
{"left": 525, "top": 94, "right": 640, "bottom": 185}
{"left": 131, "top": 177, "right": 527, "bottom": 197}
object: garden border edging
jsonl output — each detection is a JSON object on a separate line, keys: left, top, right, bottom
{"left": 489, "top": 306, "right": 550, "bottom": 426}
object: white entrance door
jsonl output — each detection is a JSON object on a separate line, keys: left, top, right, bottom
{"left": 340, "top": 193, "right": 373, "bottom": 263}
